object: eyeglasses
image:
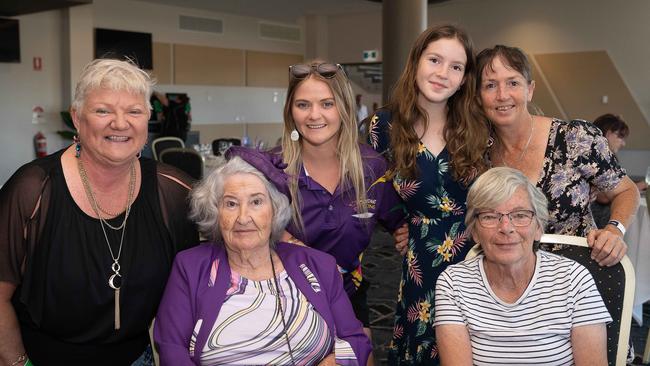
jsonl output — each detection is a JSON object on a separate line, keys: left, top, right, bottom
{"left": 289, "top": 63, "right": 345, "bottom": 80}
{"left": 476, "top": 210, "right": 535, "bottom": 228}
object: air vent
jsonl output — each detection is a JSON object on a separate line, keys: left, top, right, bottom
{"left": 258, "top": 22, "right": 301, "bottom": 42}
{"left": 179, "top": 15, "right": 223, "bottom": 34}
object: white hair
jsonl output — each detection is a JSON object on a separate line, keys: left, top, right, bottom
{"left": 189, "top": 156, "right": 292, "bottom": 245}
{"left": 465, "top": 167, "right": 549, "bottom": 236}
{"left": 72, "top": 58, "right": 154, "bottom": 111}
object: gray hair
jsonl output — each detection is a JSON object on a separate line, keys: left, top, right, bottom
{"left": 190, "top": 156, "right": 292, "bottom": 244}
{"left": 465, "top": 167, "right": 549, "bottom": 236}
{"left": 72, "top": 58, "right": 154, "bottom": 111}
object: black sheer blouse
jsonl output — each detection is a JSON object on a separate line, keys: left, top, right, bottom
{"left": 0, "top": 150, "right": 198, "bottom": 365}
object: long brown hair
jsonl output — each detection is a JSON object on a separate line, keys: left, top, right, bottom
{"left": 281, "top": 60, "right": 368, "bottom": 232}
{"left": 388, "top": 24, "right": 489, "bottom": 183}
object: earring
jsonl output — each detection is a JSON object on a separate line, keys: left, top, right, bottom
{"left": 290, "top": 129, "right": 300, "bottom": 142}
{"left": 74, "top": 135, "right": 81, "bottom": 158}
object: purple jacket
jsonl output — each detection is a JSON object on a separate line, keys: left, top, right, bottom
{"left": 154, "top": 242, "right": 372, "bottom": 365}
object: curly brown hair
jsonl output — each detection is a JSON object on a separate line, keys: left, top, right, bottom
{"left": 388, "top": 24, "right": 489, "bottom": 184}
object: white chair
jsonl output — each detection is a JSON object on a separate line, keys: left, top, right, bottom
{"left": 642, "top": 192, "right": 650, "bottom": 363}
{"left": 465, "top": 234, "right": 635, "bottom": 366}
{"left": 151, "top": 136, "right": 184, "bottom": 160}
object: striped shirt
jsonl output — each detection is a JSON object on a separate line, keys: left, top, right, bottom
{"left": 434, "top": 250, "right": 611, "bottom": 365}
{"left": 200, "top": 270, "right": 357, "bottom": 365}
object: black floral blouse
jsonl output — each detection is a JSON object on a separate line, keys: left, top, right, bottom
{"left": 492, "top": 118, "right": 626, "bottom": 238}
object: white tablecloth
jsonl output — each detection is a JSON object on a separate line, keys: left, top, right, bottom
{"left": 625, "top": 197, "right": 649, "bottom": 324}
{"left": 203, "top": 154, "right": 225, "bottom": 175}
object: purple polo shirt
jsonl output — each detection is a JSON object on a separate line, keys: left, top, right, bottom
{"left": 284, "top": 144, "right": 405, "bottom": 294}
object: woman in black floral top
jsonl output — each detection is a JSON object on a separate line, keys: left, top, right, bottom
{"left": 476, "top": 45, "right": 639, "bottom": 267}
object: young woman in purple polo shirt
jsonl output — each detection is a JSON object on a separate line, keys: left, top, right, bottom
{"left": 367, "top": 24, "right": 490, "bottom": 364}
{"left": 274, "top": 61, "right": 405, "bottom": 359}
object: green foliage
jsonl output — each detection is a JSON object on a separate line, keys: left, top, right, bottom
{"left": 57, "top": 111, "right": 76, "bottom": 140}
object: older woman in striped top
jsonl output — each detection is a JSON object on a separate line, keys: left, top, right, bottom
{"left": 434, "top": 167, "right": 610, "bottom": 366}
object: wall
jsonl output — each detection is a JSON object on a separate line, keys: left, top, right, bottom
{"left": 93, "top": 0, "right": 303, "bottom": 126}
{"left": 0, "top": 0, "right": 306, "bottom": 185}
{"left": 0, "top": 10, "right": 66, "bottom": 185}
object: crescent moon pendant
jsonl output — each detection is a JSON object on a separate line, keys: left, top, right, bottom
{"left": 109, "top": 273, "right": 122, "bottom": 290}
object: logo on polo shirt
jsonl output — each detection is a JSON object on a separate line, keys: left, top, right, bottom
{"left": 299, "top": 264, "right": 321, "bottom": 293}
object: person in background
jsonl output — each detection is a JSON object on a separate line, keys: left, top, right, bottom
{"left": 270, "top": 60, "right": 405, "bottom": 364}
{"left": 356, "top": 94, "right": 369, "bottom": 124}
{"left": 0, "top": 58, "right": 197, "bottom": 366}
{"left": 590, "top": 113, "right": 646, "bottom": 228}
{"left": 162, "top": 94, "right": 192, "bottom": 142}
{"left": 368, "top": 24, "right": 490, "bottom": 364}
{"left": 149, "top": 91, "right": 168, "bottom": 123}
{"left": 356, "top": 94, "right": 370, "bottom": 138}
{"left": 154, "top": 150, "right": 371, "bottom": 365}
{"left": 476, "top": 45, "right": 639, "bottom": 267}
{"left": 435, "top": 167, "right": 610, "bottom": 366}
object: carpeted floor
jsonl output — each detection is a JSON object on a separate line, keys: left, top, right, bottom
{"left": 362, "top": 228, "right": 650, "bottom": 365}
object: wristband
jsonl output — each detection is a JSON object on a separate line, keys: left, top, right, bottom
{"left": 607, "top": 220, "right": 626, "bottom": 235}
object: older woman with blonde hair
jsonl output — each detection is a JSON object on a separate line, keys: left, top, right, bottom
{"left": 154, "top": 147, "right": 371, "bottom": 365}
{"left": 435, "top": 167, "right": 611, "bottom": 365}
{"left": 0, "top": 58, "right": 197, "bottom": 365}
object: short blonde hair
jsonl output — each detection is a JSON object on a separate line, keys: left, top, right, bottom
{"left": 465, "top": 167, "right": 549, "bottom": 236}
{"left": 72, "top": 58, "right": 154, "bottom": 111}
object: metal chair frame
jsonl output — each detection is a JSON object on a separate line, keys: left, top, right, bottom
{"left": 151, "top": 136, "right": 185, "bottom": 160}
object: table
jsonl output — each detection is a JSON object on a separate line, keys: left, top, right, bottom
{"left": 624, "top": 197, "right": 649, "bottom": 324}
{"left": 202, "top": 154, "right": 225, "bottom": 176}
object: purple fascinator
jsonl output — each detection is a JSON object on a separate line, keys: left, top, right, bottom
{"left": 224, "top": 146, "right": 291, "bottom": 202}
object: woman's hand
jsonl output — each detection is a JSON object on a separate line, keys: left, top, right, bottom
{"left": 588, "top": 175, "right": 639, "bottom": 266}
{"left": 586, "top": 228, "right": 627, "bottom": 266}
{"left": 317, "top": 353, "right": 337, "bottom": 366}
{"left": 393, "top": 223, "right": 409, "bottom": 256}
{"left": 0, "top": 282, "right": 26, "bottom": 366}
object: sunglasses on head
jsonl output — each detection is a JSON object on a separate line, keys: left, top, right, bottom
{"left": 289, "top": 63, "right": 345, "bottom": 80}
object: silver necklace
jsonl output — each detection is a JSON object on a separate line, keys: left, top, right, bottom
{"left": 499, "top": 114, "right": 534, "bottom": 168}
{"left": 270, "top": 251, "right": 296, "bottom": 365}
{"left": 77, "top": 158, "right": 136, "bottom": 330}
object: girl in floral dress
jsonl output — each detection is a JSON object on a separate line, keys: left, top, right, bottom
{"left": 368, "top": 24, "right": 489, "bottom": 364}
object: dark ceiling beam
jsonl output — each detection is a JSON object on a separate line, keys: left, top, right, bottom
{"left": 0, "top": 0, "right": 92, "bottom": 17}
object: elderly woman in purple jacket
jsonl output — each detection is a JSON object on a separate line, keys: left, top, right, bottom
{"left": 154, "top": 148, "right": 371, "bottom": 365}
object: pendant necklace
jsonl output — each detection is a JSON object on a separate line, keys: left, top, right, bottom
{"left": 499, "top": 114, "right": 534, "bottom": 168}
{"left": 270, "top": 251, "right": 296, "bottom": 365}
{"left": 78, "top": 158, "right": 135, "bottom": 330}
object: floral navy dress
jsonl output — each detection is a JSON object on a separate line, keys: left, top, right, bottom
{"left": 369, "top": 109, "right": 473, "bottom": 365}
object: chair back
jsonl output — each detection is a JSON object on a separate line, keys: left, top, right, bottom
{"left": 464, "top": 234, "right": 635, "bottom": 366}
{"left": 152, "top": 136, "right": 185, "bottom": 160}
{"left": 212, "top": 138, "right": 241, "bottom": 156}
{"left": 159, "top": 147, "right": 203, "bottom": 180}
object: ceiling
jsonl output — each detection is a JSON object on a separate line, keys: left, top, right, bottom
{"left": 134, "top": 0, "right": 382, "bottom": 23}
{"left": 0, "top": 0, "right": 453, "bottom": 22}
{"left": 0, "top": 0, "right": 91, "bottom": 16}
